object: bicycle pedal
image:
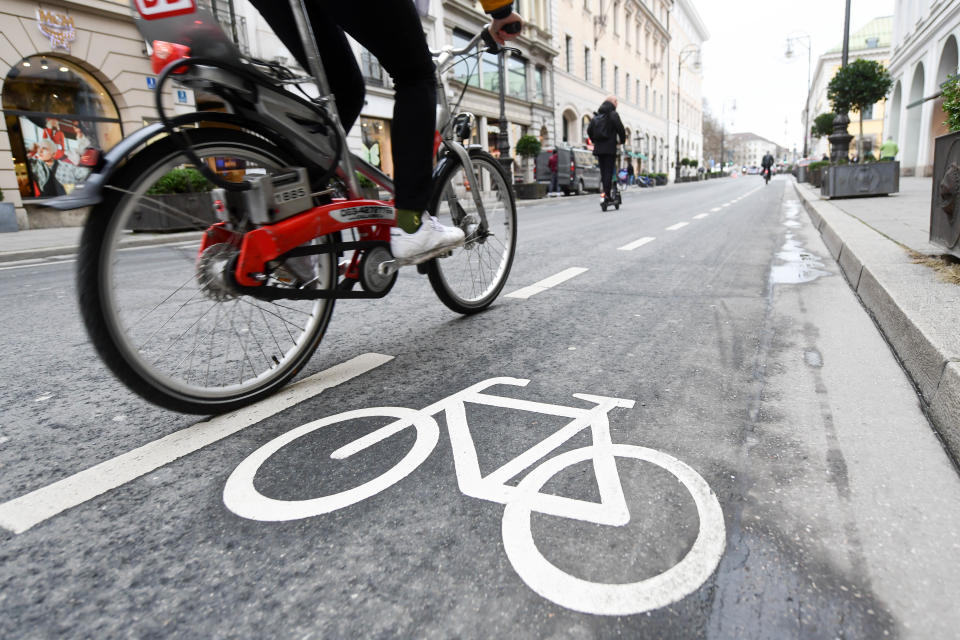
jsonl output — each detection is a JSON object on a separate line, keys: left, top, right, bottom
{"left": 377, "top": 259, "right": 399, "bottom": 276}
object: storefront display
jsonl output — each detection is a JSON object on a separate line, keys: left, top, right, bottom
{"left": 360, "top": 117, "right": 393, "bottom": 178}
{"left": 3, "top": 55, "right": 122, "bottom": 199}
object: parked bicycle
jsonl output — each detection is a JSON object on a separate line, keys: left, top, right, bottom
{"left": 44, "top": 1, "right": 518, "bottom": 414}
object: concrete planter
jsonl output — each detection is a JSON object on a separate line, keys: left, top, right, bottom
{"left": 821, "top": 162, "right": 900, "bottom": 198}
{"left": 513, "top": 183, "right": 547, "bottom": 200}
{"left": 128, "top": 193, "right": 215, "bottom": 232}
{"left": 0, "top": 202, "right": 18, "bottom": 232}
{"left": 930, "top": 130, "right": 960, "bottom": 258}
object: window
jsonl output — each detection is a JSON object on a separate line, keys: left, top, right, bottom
{"left": 452, "top": 29, "right": 479, "bottom": 87}
{"left": 535, "top": 66, "right": 546, "bottom": 103}
{"left": 625, "top": 12, "right": 631, "bottom": 45}
{"left": 625, "top": 72, "right": 630, "bottom": 102}
{"left": 862, "top": 103, "right": 874, "bottom": 120}
{"left": 565, "top": 35, "right": 574, "bottom": 73}
{"left": 613, "top": 1, "right": 620, "bottom": 35}
{"left": 645, "top": 33, "right": 650, "bottom": 60}
{"left": 482, "top": 47, "right": 500, "bottom": 92}
{"left": 614, "top": 65, "right": 619, "bottom": 96}
{"left": 645, "top": 85, "right": 649, "bottom": 109}
{"left": 360, "top": 48, "right": 384, "bottom": 87}
{"left": 600, "top": 57, "right": 606, "bottom": 88}
{"left": 584, "top": 47, "right": 591, "bottom": 82}
{"left": 636, "top": 79, "right": 641, "bottom": 105}
{"left": 652, "top": 89, "right": 656, "bottom": 112}
{"left": 3, "top": 55, "right": 122, "bottom": 198}
{"left": 507, "top": 55, "right": 527, "bottom": 99}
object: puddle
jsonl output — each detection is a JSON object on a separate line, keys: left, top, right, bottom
{"left": 770, "top": 232, "right": 832, "bottom": 285}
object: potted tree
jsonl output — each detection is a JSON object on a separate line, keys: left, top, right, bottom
{"left": 822, "top": 59, "right": 897, "bottom": 198}
{"left": 0, "top": 188, "right": 17, "bottom": 232}
{"left": 129, "top": 166, "right": 215, "bottom": 232}
{"left": 514, "top": 135, "right": 545, "bottom": 199}
{"left": 930, "top": 73, "right": 960, "bottom": 258}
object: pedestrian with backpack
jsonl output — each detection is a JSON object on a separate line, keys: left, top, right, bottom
{"left": 587, "top": 95, "right": 626, "bottom": 207}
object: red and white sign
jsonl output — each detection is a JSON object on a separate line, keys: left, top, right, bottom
{"left": 133, "top": 0, "right": 196, "bottom": 20}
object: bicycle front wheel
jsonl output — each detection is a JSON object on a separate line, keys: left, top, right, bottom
{"left": 78, "top": 129, "right": 336, "bottom": 414}
{"left": 426, "top": 149, "right": 517, "bottom": 314}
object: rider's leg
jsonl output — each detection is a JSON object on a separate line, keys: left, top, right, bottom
{"left": 332, "top": 1, "right": 464, "bottom": 259}
{"left": 598, "top": 154, "right": 615, "bottom": 201}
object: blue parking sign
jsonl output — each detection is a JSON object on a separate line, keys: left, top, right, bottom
{"left": 146, "top": 76, "right": 157, "bottom": 90}
{"left": 176, "top": 89, "right": 188, "bottom": 104}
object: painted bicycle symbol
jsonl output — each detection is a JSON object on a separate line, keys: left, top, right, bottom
{"left": 223, "top": 378, "right": 726, "bottom": 616}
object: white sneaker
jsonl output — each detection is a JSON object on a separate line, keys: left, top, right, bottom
{"left": 390, "top": 213, "right": 465, "bottom": 262}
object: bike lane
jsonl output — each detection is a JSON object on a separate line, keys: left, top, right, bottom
{"left": 3, "top": 178, "right": 959, "bottom": 637}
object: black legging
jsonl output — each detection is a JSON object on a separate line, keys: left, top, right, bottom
{"left": 248, "top": 0, "right": 436, "bottom": 212}
{"left": 597, "top": 154, "right": 616, "bottom": 198}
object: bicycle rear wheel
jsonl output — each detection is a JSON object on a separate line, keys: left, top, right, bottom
{"left": 426, "top": 149, "right": 517, "bottom": 314}
{"left": 78, "top": 129, "right": 336, "bottom": 414}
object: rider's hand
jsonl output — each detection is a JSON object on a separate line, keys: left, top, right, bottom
{"left": 490, "top": 12, "right": 523, "bottom": 45}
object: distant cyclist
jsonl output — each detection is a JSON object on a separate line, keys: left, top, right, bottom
{"left": 588, "top": 95, "right": 626, "bottom": 206}
{"left": 248, "top": 0, "right": 523, "bottom": 263}
{"left": 761, "top": 151, "right": 775, "bottom": 182}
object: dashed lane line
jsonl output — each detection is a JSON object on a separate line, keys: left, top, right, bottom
{"left": 617, "top": 237, "right": 656, "bottom": 251}
{"left": 693, "top": 214, "right": 709, "bottom": 220}
{"left": 506, "top": 267, "right": 589, "bottom": 299}
{"left": 710, "top": 207, "right": 722, "bottom": 212}
{"left": 665, "top": 222, "right": 688, "bottom": 231}
{"left": 0, "top": 353, "right": 394, "bottom": 535}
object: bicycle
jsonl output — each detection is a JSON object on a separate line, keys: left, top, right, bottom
{"left": 222, "top": 377, "right": 726, "bottom": 616}
{"left": 48, "top": 1, "right": 518, "bottom": 414}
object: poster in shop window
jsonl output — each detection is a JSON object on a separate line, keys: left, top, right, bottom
{"left": 20, "top": 116, "right": 98, "bottom": 198}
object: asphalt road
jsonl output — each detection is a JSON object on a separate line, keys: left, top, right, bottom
{"left": 2, "top": 176, "right": 960, "bottom": 638}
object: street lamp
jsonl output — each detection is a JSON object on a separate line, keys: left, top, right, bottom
{"left": 785, "top": 34, "right": 812, "bottom": 158}
{"left": 675, "top": 44, "right": 701, "bottom": 183}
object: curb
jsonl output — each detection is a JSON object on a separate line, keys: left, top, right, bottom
{"left": 793, "top": 182, "right": 960, "bottom": 462}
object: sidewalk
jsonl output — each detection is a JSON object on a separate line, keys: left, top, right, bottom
{"left": 793, "top": 177, "right": 960, "bottom": 463}
{"left": 0, "top": 226, "right": 202, "bottom": 263}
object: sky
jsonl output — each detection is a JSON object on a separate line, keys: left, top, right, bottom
{"left": 694, "top": 0, "right": 895, "bottom": 152}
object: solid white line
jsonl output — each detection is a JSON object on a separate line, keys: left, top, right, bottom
{"left": 506, "top": 267, "right": 588, "bottom": 299}
{"left": 693, "top": 213, "right": 709, "bottom": 220}
{"left": 0, "top": 259, "right": 77, "bottom": 272}
{"left": 617, "top": 236, "right": 656, "bottom": 251}
{"left": 0, "top": 353, "right": 393, "bottom": 534}
{"left": 665, "top": 222, "right": 688, "bottom": 231}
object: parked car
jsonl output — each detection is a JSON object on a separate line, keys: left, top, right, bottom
{"left": 535, "top": 145, "right": 602, "bottom": 195}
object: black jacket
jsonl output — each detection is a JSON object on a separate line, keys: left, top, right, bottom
{"left": 588, "top": 101, "right": 626, "bottom": 156}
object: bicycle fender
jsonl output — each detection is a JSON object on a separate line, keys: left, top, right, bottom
{"left": 36, "top": 122, "right": 169, "bottom": 211}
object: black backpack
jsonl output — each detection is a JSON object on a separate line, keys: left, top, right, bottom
{"left": 589, "top": 113, "right": 614, "bottom": 143}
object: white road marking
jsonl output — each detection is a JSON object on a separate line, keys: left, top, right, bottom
{"left": 665, "top": 222, "right": 688, "bottom": 231}
{"left": 721, "top": 203, "right": 732, "bottom": 208}
{"left": 710, "top": 207, "right": 722, "bottom": 212}
{"left": 506, "top": 267, "right": 588, "bottom": 299}
{"left": 0, "top": 259, "right": 76, "bottom": 272}
{"left": 617, "top": 237, "right": 655, "bottom": 251}
{"left": 693, "top": 214, "right": 709, "bottom": 220}
{"left": 0, "top": 353, "right": 393, "bottom": 534}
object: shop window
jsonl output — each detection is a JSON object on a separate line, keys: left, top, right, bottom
{"left": 507, "top": 55, "right": 527, "bottom": 100}
{"left": 3, "top": 56, "right": 122, "bottom": 198}
{"left": 360, "top": 117, "right": 393, "bottom": 178}
{"left": 452, "top": 29, "right": 480, "bottom": 88}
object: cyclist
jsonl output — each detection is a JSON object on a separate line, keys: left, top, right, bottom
{"left": 761, "top": 151, "right": 775, "bottom": 181}
{"left": 587, "top": 96, "right": 626, "bottom": 206}
{"left": 247, "top": 0, "right": 523, "bottom": 263}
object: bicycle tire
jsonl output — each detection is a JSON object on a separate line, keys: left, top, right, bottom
{"left": 78, "top": 129, "right": 336, "bottom": 414}
{"left": 426, "top": 149, "right": 517, "bottom": 314}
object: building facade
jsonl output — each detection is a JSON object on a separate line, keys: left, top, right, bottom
{"left": 805, "top": 16, "right": 892, "bottom": 161}
{"left": 0, "top": 0, "right": 206, "bottom": 229}
{"left": 553, "top": 0, "right": 675, "bottom": 176}
{"left": 666, "top": 0, "right": 707, "bottom": 178}
{"left": 885, "top": 0, "right": 960, "bottom": 176}
{"left": 725, "top": 132, "right": 784, "bottom": 169}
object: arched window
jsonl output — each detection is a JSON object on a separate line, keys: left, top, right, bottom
{"left": 3, "top": 55, "right": 122, "bottom": 198}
